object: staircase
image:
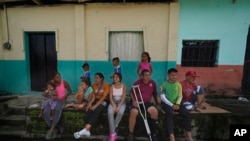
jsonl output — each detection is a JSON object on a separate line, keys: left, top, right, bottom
{"left": 0, "top": 95, "right": 43, "bottom": 138}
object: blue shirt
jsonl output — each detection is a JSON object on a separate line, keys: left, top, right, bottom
{"left": 83, "top": 71, "right": 90, "bottom": 78}
{"left": 114, "top": 66, "right": 121, "bottom": 73}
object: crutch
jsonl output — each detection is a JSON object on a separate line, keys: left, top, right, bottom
{"left": 132, "top": 85, "right": 152, "bottom": 141}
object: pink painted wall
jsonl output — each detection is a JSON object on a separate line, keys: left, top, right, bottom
{"left": 176, "top": 65, "right": 243, "bottom": 97}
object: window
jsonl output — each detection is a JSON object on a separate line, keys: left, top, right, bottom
{"left": 181, "top": 40, "right": 219, "bottom": 67}
{"left": 109, "top": 32, "right": 144, "bottom": 61}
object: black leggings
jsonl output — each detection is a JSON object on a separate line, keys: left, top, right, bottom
{"left": 85, "top": 101, "right": 107, "bottom": 126}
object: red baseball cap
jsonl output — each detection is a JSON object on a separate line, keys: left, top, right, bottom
{"left": 185, "top": 71, "right": 200, "bottom": 77}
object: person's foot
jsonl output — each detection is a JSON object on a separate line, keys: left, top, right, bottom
{"left": 74, "top": 129, "right": 91, "bottom": 139}
{"left": 128, "top": 132, "right": 134, "bottom": 141}
{"left": 151, "top": 134, "right": 159, "bottom": 141}
{"left": 38, "top": 113, "right": 42, "bottom": 118}
{"left": 52, "top": 130, "right": 57, "bottom": 139}
{"left": 109, "top": 133, "right": 117, "bottom": 141}
{"left": 65, "top": 103, "right": 73, "bottom": 108}
{"left": 73, "top": 131, "right": 81, "bottom": 139}
{"left": 45, "top": 130, "right": 53, "bottom": 140}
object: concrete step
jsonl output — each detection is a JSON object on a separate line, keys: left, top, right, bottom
{"left": 8, "top": 105, "right": 27, "bottom": 115}
{"left": 0, "top": 115, "right": 26, "bottom": 126}
{"left": 0, "top": 125, "right": 27, "bottom": 137}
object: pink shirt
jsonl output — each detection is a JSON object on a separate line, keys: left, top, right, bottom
{"left": 54, "top": 80, "right": 66, "bottom": 100}
{"left": 139, "top": 62, "right": 151, "bottom": 72}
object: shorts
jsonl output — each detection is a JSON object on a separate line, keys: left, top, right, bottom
{"left": 128, "top": 101, "right": 155, "bottom": 111}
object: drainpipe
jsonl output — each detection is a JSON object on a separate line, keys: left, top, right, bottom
{"left": 3, "top": 4, "right": 11, "bottom": 50}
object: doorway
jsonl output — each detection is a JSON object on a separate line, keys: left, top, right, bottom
{"left": 27, "top": 32, "right": 57, "bottom": 91}
{"left": 241, "top": 26, "right": 250, "bottom": 94}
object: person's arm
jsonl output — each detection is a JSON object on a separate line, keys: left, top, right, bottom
{"left": 160, "top": 83, "right": 173, "bottom": 106}
{"left": 118, "top": 85, "right": 126, "bottom": 108}
{"left": 42, "top": 89, "right": 49, "bottom": 97}
{"left": 64, "top": 80, "right": 72, "bottom": 99}
{"left": 150, "top": 63, "right": 153, "bottom": 73}
{"left": 109, "top": 85, "right": 116, "bottom": 108}
{"left": 152, "top": 81, "right": 158, "bottom": 105}
{"left": 136, "top": 63, "right": 140, "bottom": 76}
{"left": 160, "top": 94, "right": 174, "bottom": 107}
{"left": 176, "top": 83, "right": 183, "bottom": 105}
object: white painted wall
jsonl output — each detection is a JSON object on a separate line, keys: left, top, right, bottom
{"left": 85, "top": 3, "right": 176, "bottom": 61}
{"left": 1, "top": 3, "right": 179, "bottom": 61}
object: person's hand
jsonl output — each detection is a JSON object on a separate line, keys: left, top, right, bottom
{"left": 86, "top": 103, "right": 92, "bottom": 112}
{"left": 113, "top": 105, "right": 117, "bottom": 113}
{"left": 90, "top": 104, "right": 98, "bottom": 111}
{"left": 132, "top": 101, "right": 138, "bottom": 108}
{"left": 172, "top": 104, "right": 180, "bottom": 110}
{"left": 115, "top": 105, "right": 121, "bottom": 113}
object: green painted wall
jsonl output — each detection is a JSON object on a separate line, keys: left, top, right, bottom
{"left": 0, "top": 60, "right": 176, "bottom": 94}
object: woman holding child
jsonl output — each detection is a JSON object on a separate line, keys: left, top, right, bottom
{"left": 74, "top": 72, "right": 110, "bottom": 139}
{"left": 43, "top": 72, "right": 72, "bottom": 140}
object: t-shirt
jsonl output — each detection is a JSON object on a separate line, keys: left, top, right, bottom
{"left": 92, "top": 82, "right": 110, "bottom": 100}
{"left": 130, "top": 79, "right": 157, "bottom": 103}
{"left": 83, "top": 71, "right": 90, "bottom": 78}
{"left": 114, "top": 66, "right": 122, "bottom": 73}
{"left": 139, "top": 62, "right": 151, "bottom": 72}
{"left": 74, "top": 87, "right": 93, "bottom": 102}
{"left": 84, "top": 87, "right": 93, "bottom": 101}
{"left": 181, "top": 81, "right": 204, "bottom": 102}
{"left": 160, "top": 81, "right": 182, "bottom": 105}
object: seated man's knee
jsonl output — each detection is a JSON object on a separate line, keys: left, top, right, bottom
{"left": 130, "top": 109, "right": 138, "bottom": 118}
{"left": 147, "top": 106, "right": 158, "bottom": 117}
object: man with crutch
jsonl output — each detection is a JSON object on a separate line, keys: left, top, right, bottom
{"left": 128, "top": 69, "right": 159, "bottom": 141}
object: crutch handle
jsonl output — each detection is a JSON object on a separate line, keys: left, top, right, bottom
{"left": 132, "top": 85, "right": 140, "bottom": 88}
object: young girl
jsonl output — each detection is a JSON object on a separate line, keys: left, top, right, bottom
{"left": 39, "top": 82, "right": 58, "bottom": 120}
{"left": 65, "top": 78, "right": 92, "bottom": 110}
{"left": 108, "top": 73, "right": 126, "bottom": 141}
{"left": 137, "top": 52, "right": 153, "bottom": 76}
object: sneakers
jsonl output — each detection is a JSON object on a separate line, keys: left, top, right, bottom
{"left": 73, "top": 129, "right": 91, "bottom": 139}
{"left": 45, "top": 130, "right": 53, "bottom": 140}
{"left": 109, "top": 133, "right": 117, "bottom": 141}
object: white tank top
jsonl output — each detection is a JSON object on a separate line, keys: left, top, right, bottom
{"left": 112, "top": 85, "right": 123, "bottom": 101}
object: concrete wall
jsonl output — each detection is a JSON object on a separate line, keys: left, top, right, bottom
{"left": 0, "top": 3, "right": 179, "bottom": 94}
{"left": 177, "top": 0, "right": 250, "bottom": 95}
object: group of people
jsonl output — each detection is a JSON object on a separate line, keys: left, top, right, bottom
{"left": 39, "top": 52, "right": 206, "bottom": 141}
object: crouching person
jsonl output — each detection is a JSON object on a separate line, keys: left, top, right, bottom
{"left": 128, "top": 69, "right": 159, "bottom": 141}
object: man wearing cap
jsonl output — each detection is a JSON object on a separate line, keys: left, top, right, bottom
{"left": 180, "top": 70, "right": 206, "bottom": 141}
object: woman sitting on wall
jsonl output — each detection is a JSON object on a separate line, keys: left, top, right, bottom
{"left": 43, "top": 71, "right": 72, "bottom": 140}
{"left": 74, "top": 72, "right": 110, "bottom": 139}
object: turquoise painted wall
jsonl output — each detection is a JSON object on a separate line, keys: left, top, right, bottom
{"left": 0, "top": 60, "right": 176, "bottom": 94}
{"left": 177, "top": 0, "right": 250, "bottom": 65}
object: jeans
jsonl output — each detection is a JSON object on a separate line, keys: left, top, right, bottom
{"left": 108, "top": 100, "right": 126, "bottom": 133}
{"left": 161, "top": 102, "right": 191, "bottom": 134}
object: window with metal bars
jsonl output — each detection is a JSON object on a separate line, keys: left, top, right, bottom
{"left": 181, "top": 40, "right": 219, "bottom": 67}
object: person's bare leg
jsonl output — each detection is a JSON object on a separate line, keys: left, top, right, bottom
{"left": 65, "top": 103, "right": 74, "bottom": 108}
{"left": 76, "top": 103, "right": 87, "bottom": 110}
{"left": 169, "top": 133, "right": 175, "bottom": 141}
{"left": 185, "top": 131, "right": 193, "bottom": 141}
{"left": 38, "top": 109, "right": 43, "bottom": 117}
{"left": 147, "top": 106, "right": 158, "bottom": 119}
{"left": 129, "top": 109, "right": 138, "bottom": 133}
{"left": 85, "top": 124, "right": 92, "bottom": 131}
{"left": 197, "top": 94, "right": 206, "bottom": 109}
